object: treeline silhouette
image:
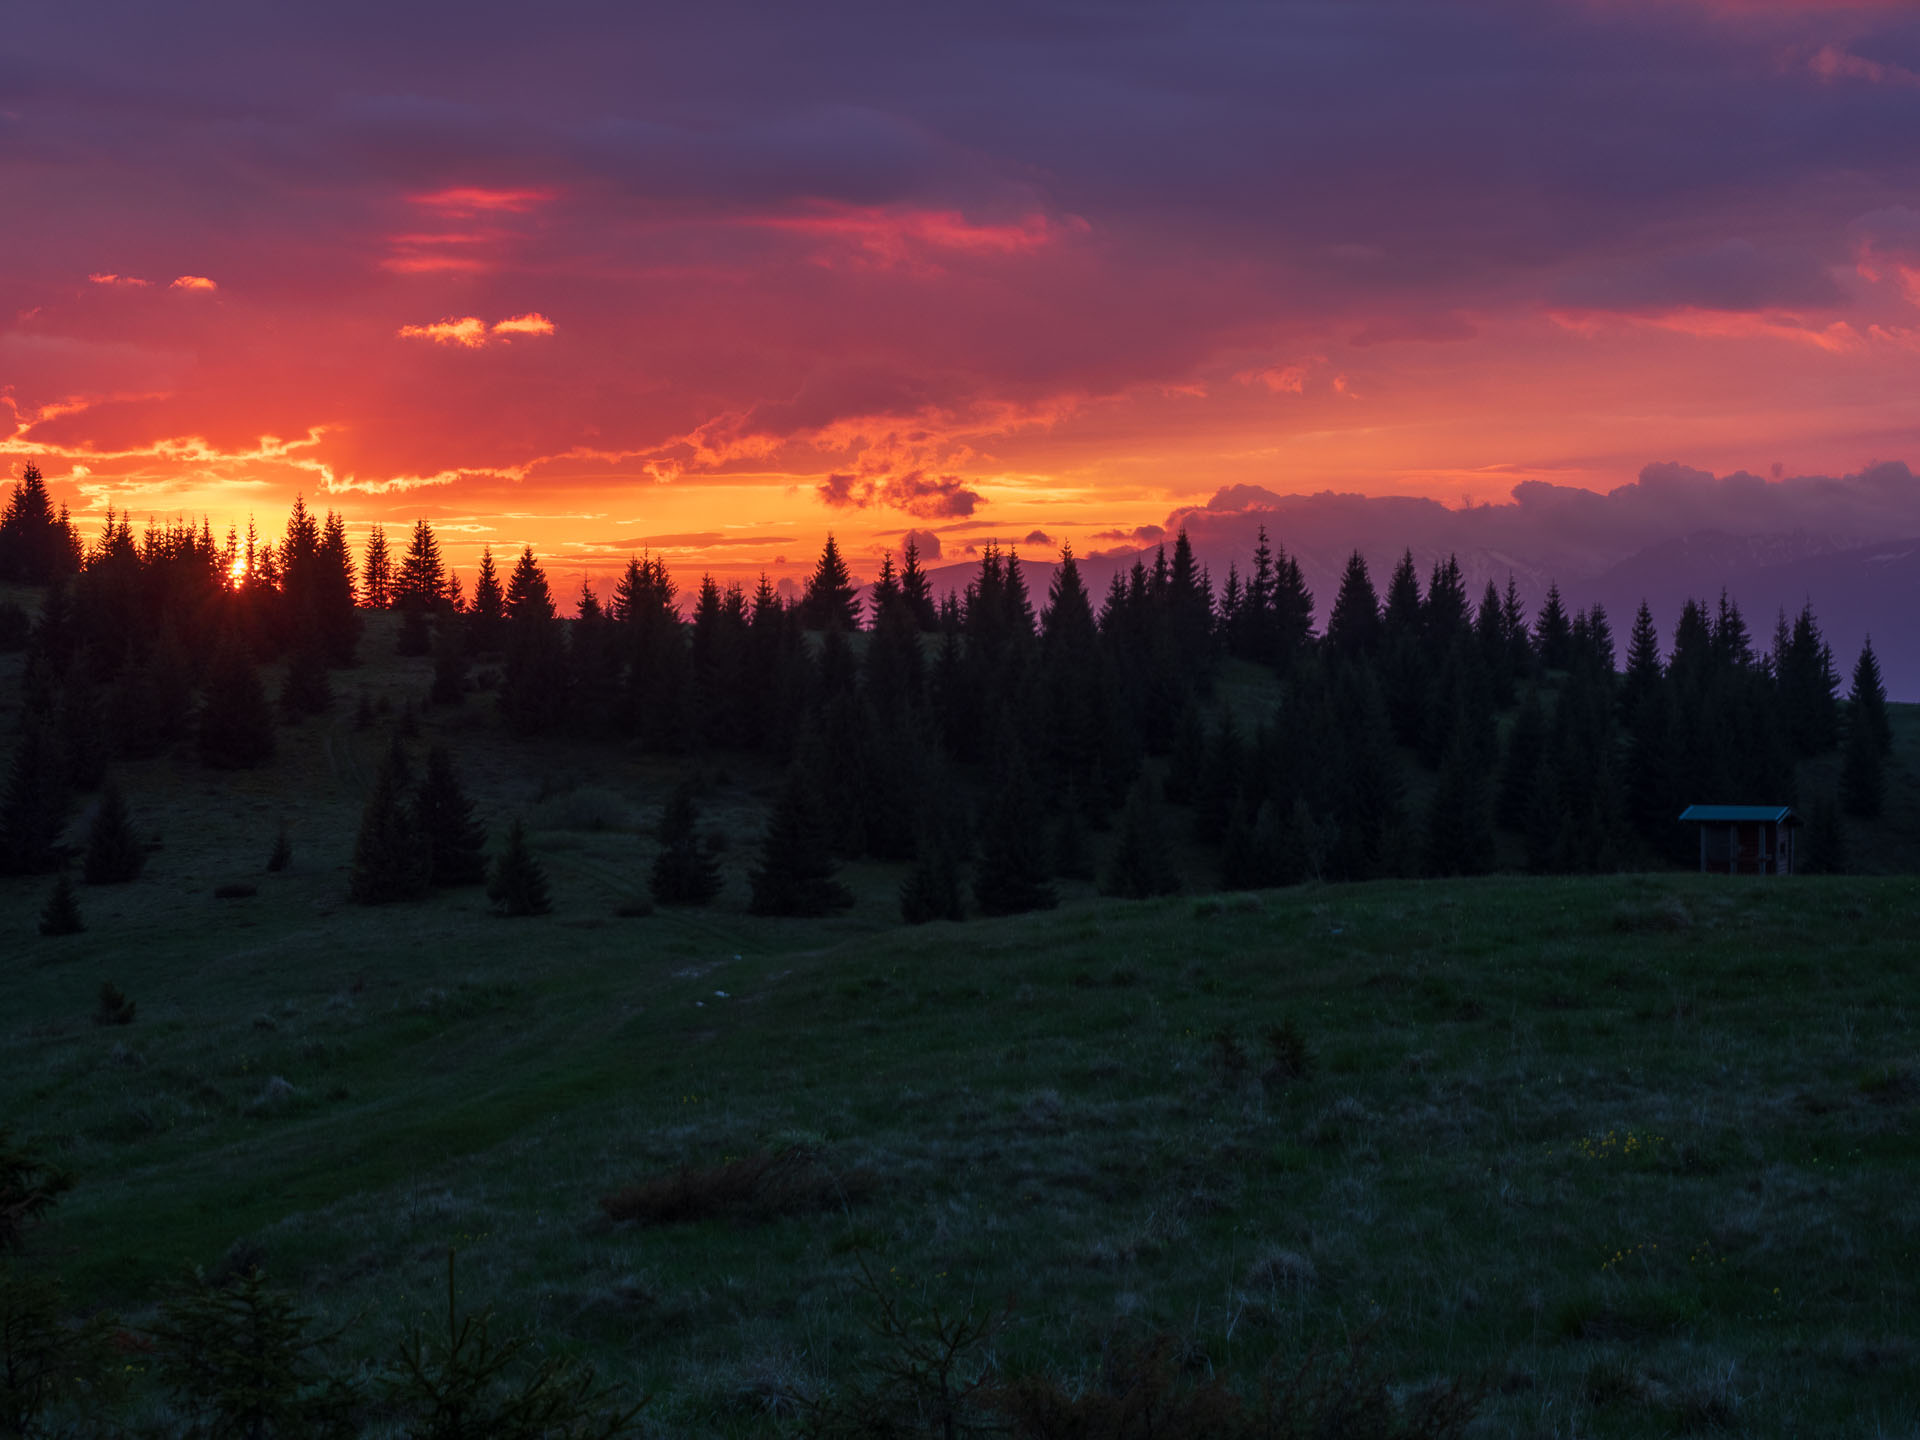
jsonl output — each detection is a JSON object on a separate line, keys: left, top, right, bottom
{"left": 0, "top": 464, "right": 1898, "bottom": 908}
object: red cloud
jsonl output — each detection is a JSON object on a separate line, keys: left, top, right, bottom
{"left": 88, "top": 273, "right": 150, "bottom": 287}
{"left": 817, "top": 468, "right": 983, "bottom": 518}
{"left": 410, "top": 186, "right": 553, "bottom": 216}
{"left": 171, "top": 275, "right": 218, "bottom": 291}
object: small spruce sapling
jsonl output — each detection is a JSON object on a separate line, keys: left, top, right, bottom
{"left": 267, "top": 824, "right": 293, "bottom": 873}
{"left": 93, "top": 980, "right": 134, "bottom": 1026}
{"left": 488, "top": 820, "right": 552, "bottom": 916}
{"left": 38, "top": 874, "right": 83, "bottom": 937}
{"left": 416, "top": 746, "right": 488, "bottom": 887}
{"left": 82, "top": 784, "right": 143, "bottom": 884}
{"left": 649, "top": 782, "right": 722, "bottom": 906}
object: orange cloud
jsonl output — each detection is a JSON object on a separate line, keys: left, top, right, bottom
{"left": 1236, "top": 360, "right": 1319, "bottom": 393}
{"left": 170, "top": 275, "right": 218, "bottom": 291}
{"left": 395, "top": 313, "right": 555, "bottom": 348}
{"left": 410, "top": 186, "right": 552, "bottom": 216}
{"left": 757, "top": 204, "right": 1083, "bottom": 269}
{"left": 491, "top": 313, "right": 555, "bottom": 337}
{"left": 88, "top": 273, "right": 150, "bottom": 287}
{"left": 397, "top": 316, "right": 490, "bottom": 347}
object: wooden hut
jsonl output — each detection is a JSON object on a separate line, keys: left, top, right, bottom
{"left": 1677, "top": 805, "right": 1801, "bottom": 875}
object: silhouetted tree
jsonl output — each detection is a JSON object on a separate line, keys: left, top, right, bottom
{"left": 279, "top": 641, "right": 332, "bottom": 718}
{"left": 467, "top": 546, "right": 506, "bottom": 654}
{"left": 1842, "top": 706, "right": 1884, "bottom": 819}
{"left": 899, "top": 824, "right": 967, "bottom": 924}
{"left": 1804, "top": 792, "right": 1848, "bottom": 874}
{"left": 38, "top": 873, "right": 83, "bottom": 937}
{"left": 361, "top": 523, "right": 393, "bottom": 608}
{"left": 1100, "top": 778, "right": 1180, "bottom": 899}
{"left": 0, "top": 465, "right": 80, "bottom": 584}
{"left": 500, "top": 547, "right": 567, "bottom": 736}
{"left": 197, "top": 634, "right": 277, "bottom": 769}
{"left": 349, "top": 746, "right": 428, "bottom": 904}
{"left": 650, "top": 782, "right": 722, "bottom": 905}
{"left": 0, "top": 722, "right": 69, "bottom": 876}
{"left": 394, "top": 519, "right": 449, "bottom": 613}
{"left": 430, "top": 615, "right": 468, "bottom": 706}
{"left": 1535, "top": 583, "right": 1572, "bottom": 671}
{"left": 972, "top": 740, "right": 1057, "bottom": 916}
{"left": 82, "top": 785, "right": 143, "bottom": 884}
{"left": 899, "top": 537, "right": 938, "bottom": 630}
{"left": 1425, "top": 734, "right": 1495, "bottom": 876}
{"left": 488, "top": 819, "right": 552, "bottom": 916}
{"left": 1849, "top": 638, "right": 1893, "bottom": 757}
{"left": 748, "top": 773, "right": 853, "bottom": 916}
{"left": 415, "top": 745, "right": 487, "bottom": 886}
{"left": 800, "top": 533, "right": 861, "bottom": 631}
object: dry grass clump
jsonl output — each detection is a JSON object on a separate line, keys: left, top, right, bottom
{"left": 600, "top": 1145, "right": 875, "bottom": 1227}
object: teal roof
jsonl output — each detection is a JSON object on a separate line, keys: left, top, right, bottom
{"left": 1678, "top": 805, "right": 1798, "bottom": 824}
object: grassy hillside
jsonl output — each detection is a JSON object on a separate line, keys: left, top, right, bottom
{"left": 2, "top": 616, "right": 1919, "bottom": 1435}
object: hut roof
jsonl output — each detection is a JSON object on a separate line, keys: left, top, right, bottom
{"left": 1677, "top": 805, "right": 1799, "bottom": 824}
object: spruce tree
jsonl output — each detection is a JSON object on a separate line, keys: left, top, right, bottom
{"left": 82, "top": 784, "right": 143, "bottom": 884}
{"left": 429, "top": 615, "right": 468, "bottom": 705}
{"left": 1099, "top": 778, "right": 1181, "bottom": 899}
{"left": 278, "top": 640, "right": 332, "bottom": 718}
{"left": 394, "top": 518, "right": 448, "bottom": 612}
{"left": 899, "top": 824, "right": 966, "bottom": 924}
{"left": 1535, "top": 583, "right": 1573, "bottom": 671}
{"left": 650, "top": 782, "right": 723, "bottom": 906}
{"left": 414, "top": 745, "right": 487, "bottom": 886}
{"left": 361, "top": 523, "right": 393, "bottom": 608}
{"left": 800, "top": 533, "right": 861, "bottom": 631}
{"left": 0, "top": 722, "right": 69, "bottom": 875}
{"left": 899, "top": 537, "right": 938, "bottom": 629}
{"left": 197, "top": 633, "right": 276, "bottom": 769}
{"left": 972, "top": 746, "right": 1057, "bottom": 916}
{"left": 501, "top": 547, "right": 567, "bottom": 736}
{"left": 348, "top": 748, "right": 428, "bottom": 904}
{"left": 1841, "top": 711, "right": 1884, "bottom": 819}
{"left": 1425, "top": 734, "right": 1496, "bottom": 876}
{"left": 1849, "top": 638, "right": 1893, "bottom": 757}
{"left": 1804, "top": 793, "right": 1847, "bottom": 874}
{"left": 488, "top": 819, "right": 552, "bottom": 916}
{"left": 748, "top": 773, "right": 854, "bottom": 916}
{"left": 38, "top": 872, "right": 83, "bottom": 936}
{"left": 467, "top": 546, "right": 506, "bottom": 653}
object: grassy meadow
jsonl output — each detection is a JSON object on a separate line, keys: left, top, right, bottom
{"left": 3, "top": 610, "right": 1919, "bottom": 1436}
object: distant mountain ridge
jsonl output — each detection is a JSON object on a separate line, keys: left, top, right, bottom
{"left": 867, "top": 526, "right": 1919, "bottom": 698}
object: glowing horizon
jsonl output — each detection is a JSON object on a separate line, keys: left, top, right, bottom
{"left": 8, "top": 0, "right": 1920, "bottom": 591}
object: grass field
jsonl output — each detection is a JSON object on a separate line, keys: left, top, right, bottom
{"left": 4, "top": 616, "right": 1920, "bottom": 1436}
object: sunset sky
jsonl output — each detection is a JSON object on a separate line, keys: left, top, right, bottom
{"left": 7, "top": 0, "right": 1920, "bottom": 589}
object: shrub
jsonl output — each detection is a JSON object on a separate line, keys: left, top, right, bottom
{"left": 94, "top": 981, "right": 135, "bottom": 1027}
{"left": 149, "top": 1266, "right": 355, "bottom": 1439}
{"left": 385, "top": 1250, "right": 641, "bottom": 1440}
{"left": 0, "top": 1130, "right": 73, "bottom": 1252}
{"left": 1262, "top": 1018, "right": 1315, "bottom": 1084}
{"left": 267, "top": 824, "right": 292, "bottom": 872}
{"left": 602, "top": 1146, "right": 874, "bottom": 1227}
{"left": 82, "top": 785, "right": 144, "bottom": 884}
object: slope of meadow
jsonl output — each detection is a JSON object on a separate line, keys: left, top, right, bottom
{"left": 2, "top": 613, "right": 1918, "bottom": 1436}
